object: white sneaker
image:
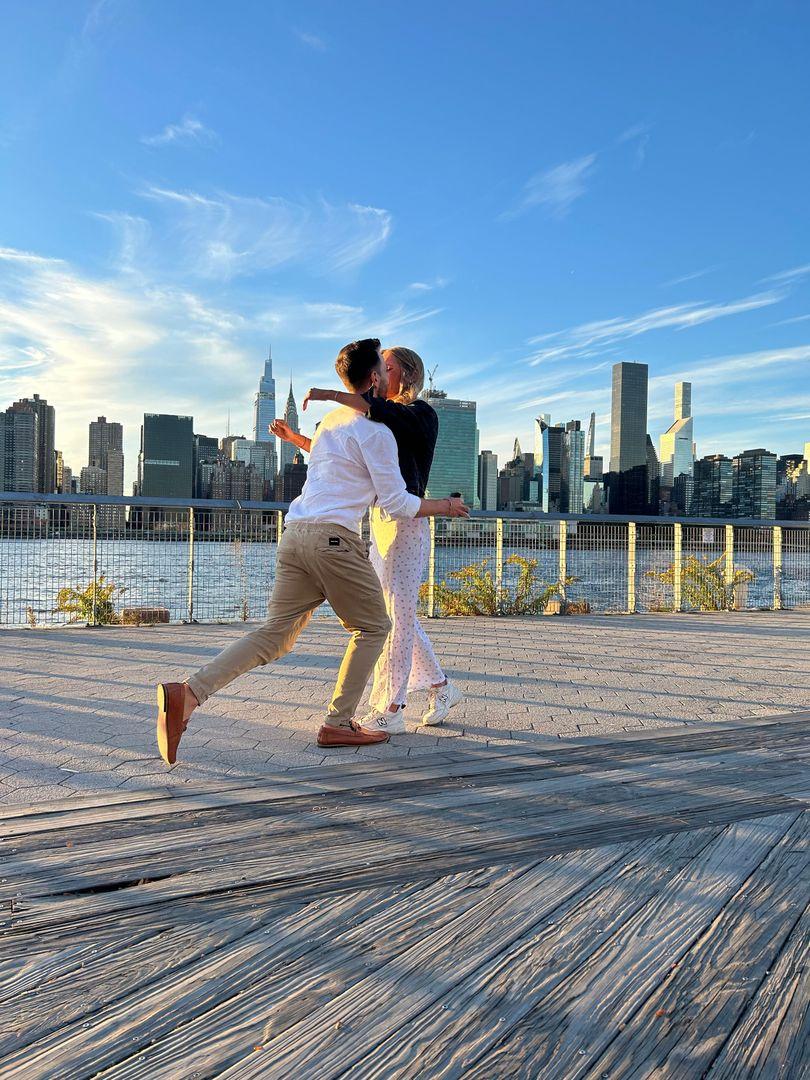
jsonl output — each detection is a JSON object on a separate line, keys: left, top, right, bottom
{"left": 421, "top": 681, "right": 464, "bottom": 726}
{"left": 358, "top": 709, "right": 407, "bottom": 735}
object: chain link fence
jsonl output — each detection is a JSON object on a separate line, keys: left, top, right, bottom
{"left": 1, "top": 494, "right": 809, "bottom": 627}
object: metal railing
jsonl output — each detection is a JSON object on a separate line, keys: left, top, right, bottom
{"left": 0, "top": 492, "right": 808, "bottom": 627}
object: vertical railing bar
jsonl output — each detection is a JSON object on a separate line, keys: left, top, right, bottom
{"left": 90, "top": 503, "right": 98, "bottom": 627}
{"left": 627, "top": 521, "right": 636, "bottom": 614}
{"left": 495, "top": 518, "right": 504, "bottom": 614}
{"left": 724, "top": 524, "right": 735, "bottom": 611}
{"left": 673, "top": 522, "right": 683, "bottom": 612}
{"left": 558, "top": 520, "right": 567, "bottom": 605}
{"left": 773, "top": 525, "right": 782, "bottom": 611}
{"left": 427, "top": 517, "right": 436, "bottom": 618}
{"left": 186, "top": 506, "right": 195, "bottom": 623}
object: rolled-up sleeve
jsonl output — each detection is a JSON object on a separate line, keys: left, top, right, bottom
{"left": 358, "top": 425, "right": 421, "bottom": 519}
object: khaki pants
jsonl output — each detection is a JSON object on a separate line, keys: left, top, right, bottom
{"left": 187, "top": 522, "right": 391, "bottom": 726}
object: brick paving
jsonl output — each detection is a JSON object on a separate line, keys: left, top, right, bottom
{"left": 0, "top": 611, "right": 808, "bottom": 806}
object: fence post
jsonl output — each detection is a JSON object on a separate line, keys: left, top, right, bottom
{"left": 186, "top": 507, "right": 195, "bottom": 623}
{"left": 495, "top": 518, "right": 504, "bottom": 613}
{"left": 627, "top": 521, "right": 637, "bottom": 613}
{"left": 90, "top": 502, "right": 98, "bottom": 627}
{"left": 673, "top": 522, "right": 683, "bottom": 612}
{"left": 773, "top": 525, "right": 782, "bottom": 611}
{"left": 427, "top": 517, "right": 437, "bottom": 618}
{"left": 558, "top": 520, "right": 567, "bottom": 603}
{"left": 724, "top": 524, "right": 735, "bottom": 610}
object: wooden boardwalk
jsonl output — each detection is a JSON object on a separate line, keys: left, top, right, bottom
{"left": 0, "top": 714, "right": 807, "bottom": 1078}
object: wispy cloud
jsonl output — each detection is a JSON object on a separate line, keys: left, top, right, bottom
{"left": 662, "top": 266, "right": 719, "bottom": 288}
{"left": 501, "top": 153, "right": 597, "bottom": 221}
{"left": 526, "top": 290, "right": 784, "bottom": 366}
{"left": 139, "top": 186, "right": 392, "bottom": 279}
{"left": 408, "top": 277, "right": 449, "bottom": 293}
{"left": 0, "top": 241, "right": 440, "bottom": 483}
{"left": 92, "top": 212, "right": 151, "bottom": 274}
{"left": 772, "top": 313, "right": 810, "bottom": 327}
{"left": 617, "top": 122, "right": 652, "bottom": 169}
{"left": 294, "top": 29, "right": 327, "bottom": 51}
{"left": 141, "top": 115, "right": 218, "bottom": 147}
{"left": 761, "top": 263, "right": 810, "bottom": 285}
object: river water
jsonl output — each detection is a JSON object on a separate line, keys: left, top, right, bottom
{"left": 2, "top": 538, "right": 807, "bottom": 627}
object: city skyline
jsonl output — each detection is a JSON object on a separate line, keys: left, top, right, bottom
{"left": 1, "top": 4, "right": 809, "bottom": 491}
{"left": 4, "top": 344, "right": 809, "bottom": 511}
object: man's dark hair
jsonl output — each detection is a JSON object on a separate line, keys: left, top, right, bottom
{"left": 335, "top": 338, "right": 381, "bottom": 390}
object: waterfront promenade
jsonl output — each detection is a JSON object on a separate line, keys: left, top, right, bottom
{"left": 1, "top": 613, "right": 808, "bottom": 1077}
{"left": 0, "top": 611, "right": 809, "bottom": 803}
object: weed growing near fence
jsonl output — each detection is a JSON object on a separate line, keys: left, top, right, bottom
{"left": 420, "top": 555, "right": 577, "bottom": 616}
{"left": 647, "top": 554, "right": 754, "bottom": 611}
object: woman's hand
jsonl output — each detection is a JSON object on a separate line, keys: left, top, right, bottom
{"left": 446, "top": 496, "right": 470, "bottom": 518}
{"left": 270, "top": 420, "right": 296, "bottom": 443}
{"left": 302, "top": 388, "right": 334, "bottom": 411}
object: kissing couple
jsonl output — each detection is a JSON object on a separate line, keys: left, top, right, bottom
{"left": 156, "top": 337, "right": 468, "bottom": 761}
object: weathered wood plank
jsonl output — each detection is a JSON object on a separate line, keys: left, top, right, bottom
{"left": 4, "top": 781, "right": 807, "bottom": 941}
{"left": 213, "top": 818, "right": 796, "bottom": 1080}
{"left": 2, "top": 745, "right": 805, "bottom": 907}
{"left": 87, "top": 865, "right": 554, "bottom": 1078}
{"left": 336, "top": 826, "right": 724, "bottom": 1079}
{"left": 586, "top": 810, "right": 810, "bottom": 1079}
{"left": 464, "top": 812, "right": 800, "bottom": 1080}
{"left": 0, "top": 863, "right": 552, "bottom": 1079}
{"left": 706, "top": 902, "right": 810, "bottom": 1079}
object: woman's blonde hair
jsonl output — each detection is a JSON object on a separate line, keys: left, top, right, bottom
{"left": 383, "top": 346, "right": 425, "bottom": 404}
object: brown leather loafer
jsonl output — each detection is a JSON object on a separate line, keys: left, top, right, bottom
{"left": 156, "top": 682, "right": 189, "bottom": 765}
{"left": 317, "top": 721, "right": 390, "bottom": 747}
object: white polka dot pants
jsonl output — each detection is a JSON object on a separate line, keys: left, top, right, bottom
{"left": 368, "top": 509, "right": 445, "bottom": 712}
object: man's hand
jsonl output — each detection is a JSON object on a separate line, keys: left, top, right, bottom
{"left": 446, "top": 496, "right": 470, "bottom": 518}
{"left": 302, "top": 388, "right": 333, "bottom": 412}
{"left": 270, "top": 420, "right": 296, "bottom": 443}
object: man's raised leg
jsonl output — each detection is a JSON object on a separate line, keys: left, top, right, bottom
{"left": 156, "top": 534, "right": 323, "bottom": 764}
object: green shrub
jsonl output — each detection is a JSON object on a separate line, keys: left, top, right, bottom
{"left": 420, "top": 556, "right": 577, "bottom": 616}
{"left": 646, "top": 554, "right": 754, "bottom": 611}
{"left": 56, "top": 576, "right": 124, "bottom": 625}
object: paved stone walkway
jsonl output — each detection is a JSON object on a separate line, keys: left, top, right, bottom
{"left": 1, "top": 612, "right": 808, "bottom": 806}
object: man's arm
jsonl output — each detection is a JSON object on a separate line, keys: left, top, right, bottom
{"left": 357, "top": 426, "right": 468, "bottom": 520}
{"left": 270, "top": 420, "right": 312, "bottom": 454}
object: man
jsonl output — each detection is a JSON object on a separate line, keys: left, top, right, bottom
{"left": 157, "top": 338, "right": 469, "bottom": 763}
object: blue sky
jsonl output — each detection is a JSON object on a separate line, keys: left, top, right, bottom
{"left": 1, "top": 0, "right": 809, "bottom": 488}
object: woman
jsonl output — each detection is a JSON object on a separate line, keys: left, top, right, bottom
{"left": 271, "top": 347, "right": 463, "bottom": 733}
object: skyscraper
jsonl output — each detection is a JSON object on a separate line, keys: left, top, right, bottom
{"left": 232, "top": 438, "right": 278, "bottom": 500}
{"left": 584, "top": 411, "right": 603, "bottom": 481}
{"left": 88, "top": 416, "right": 124, "bottom": 497}
{"left": 279, "top": 380, "right": 300, "bottom": 476}
{"left": 609, "top": 363, "right": 648, "bottom": 474}
{"left": 732, "top": 448, "right": 777, "bottom": 519}
{"left": 55, "top": 450, "right": 73, "bottom": 495}
{"left": 562, "top": 421, "right": 585, "bottom": 513}
{"left": 659, "top": 381, "right": 694, "bottom": 511}
{"left": 607, "top": 362, "right": 651, "bottom": 514}
{"left": 193, "top": 434, "right": 220, "bottom": 498}
{"left": 693, "top": 455, "right": 733, "bottom": 517}
{"left": 477, "top": 450, "right": 498, "bottom": 510}
{"left": 0, "top": 403, "right": 37, "bottom": 492}
{"left": 15, "top": 394, "right": 55, "bottom": 493}
{"left": 253, "top": 347, "right": 277, "bottom": 442}
{"left": 421, "top": 388, "right": 479, "bottom": 507}
{"left": 537, "top": 418, "right": 564, "bottom": 512}
{"left": 278, "top": 450, "right": 308, "bottom": 502}
{"left": 137, "top": 414, "right": 194, "bottom": 498}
